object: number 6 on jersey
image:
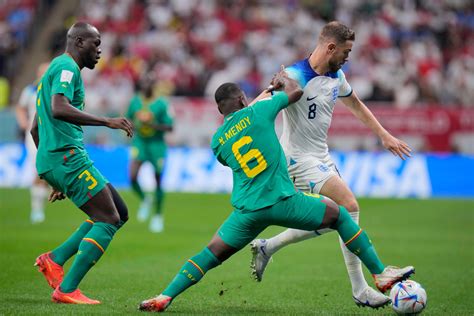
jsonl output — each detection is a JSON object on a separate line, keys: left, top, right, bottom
{"left": 232, "top": 136, "right": 267, "bottom": 178}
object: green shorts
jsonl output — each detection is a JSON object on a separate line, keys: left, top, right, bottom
{"left": 217, "top": 192, "right": 328, "bottom": 250}
{"left": 40, "top": 152, "right": 108, "bottom": 207}
{"left": 131, "top": 139, "right": 166, "bottom": 172}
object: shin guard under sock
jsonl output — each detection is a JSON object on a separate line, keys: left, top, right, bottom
{"left": 51, "top": 219, "right": 94, "bottom": 266}
{"left": 334, "top": 206, "right": 384, "bottom": 274}
{"left": 163, "top": 247, "right": 221, "bottom": 298}
{"left": 60, "top": 222, "right": 118, "bottom": 293}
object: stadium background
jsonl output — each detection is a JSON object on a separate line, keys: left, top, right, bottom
{"left": 0, "top": 0, "right": 473, "bottom": 314}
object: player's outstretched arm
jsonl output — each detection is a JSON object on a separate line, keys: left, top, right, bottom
{"left": 51, "top": 94, "right": 133, "bottom": 137}
{"left": 340, "top": 91, "right": 411, "bottom": 160}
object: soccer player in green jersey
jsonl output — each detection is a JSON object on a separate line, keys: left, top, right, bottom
{"left": 138, "top": 70, "right": 414, "bottom": 312}
{"left": 31, "top": 22, "right": 134, "bottom": 305}
{"left": 126, "top": 75, "right": 173, "bottom": 232}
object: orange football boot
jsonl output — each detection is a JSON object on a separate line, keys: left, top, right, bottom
{"left": 52, "top": 287, "right": 101, "bottom": 304}
{"left": 34, "top": 252, "right": 64, "bottom": 289}
{"left": 139, "top": 294, "right": 172, "bottom": 312}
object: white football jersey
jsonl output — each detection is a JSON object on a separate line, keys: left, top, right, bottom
{"left": 280, "top": 58, "right": 352, "bottom": 160}
{"left": 18, "top": 83, "right": 38, "bottom": 128}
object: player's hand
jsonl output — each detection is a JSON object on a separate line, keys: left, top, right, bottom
{"left": 267, "top": 65, "right": 288, "bottom": 92}
{"left": 49, "top": 189, "right": 66, "bottom": 203}
{"left": 381, "top": 133, "right": 412, "bottom": 160}
{"left": 106, "top": 117, "right": 134, "bottom": 137}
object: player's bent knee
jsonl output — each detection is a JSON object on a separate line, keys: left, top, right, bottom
{"left": 117, "top": 205, "right": 129, "bottom": 224}
{"left": 343, "top": 199, "right": 359, "bottom": 213}
{"left": 320, "top": 199, "right": 340, "bottom": 229}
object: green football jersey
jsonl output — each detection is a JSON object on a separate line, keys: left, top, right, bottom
{"left": 35, "top": 54, "right": 87, "bottom": 174}
{"left": 211, "top": 91, "right": 296, "bottom": 212}
{"left": 126, "top": 94, "right": 173, "bottom": 144}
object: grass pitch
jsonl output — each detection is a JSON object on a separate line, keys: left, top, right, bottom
{"left": 0, "top": 188, "right": 473, "bottom": 315}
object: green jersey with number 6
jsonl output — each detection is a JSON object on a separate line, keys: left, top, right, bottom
{"left": 211, "top": 91, "right": 296, "bottom": 212}
{"left": 35, "top": 53, "right": 87, "bottom": 175}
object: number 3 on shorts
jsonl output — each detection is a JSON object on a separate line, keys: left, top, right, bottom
{"left": 78, "top": 169, "right": 98, "bottom": 190}
{"left": 232, "top": 136, "right": 267, "bottom": 178}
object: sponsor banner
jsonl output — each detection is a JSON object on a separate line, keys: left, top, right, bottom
{"left": 168, "top": 98, "right": 474, "bottom": 151}
{"left": 0, "top": 143, "right": 473, "bottom": 198}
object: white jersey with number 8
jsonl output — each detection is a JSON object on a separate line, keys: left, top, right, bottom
{"left": 280, "top": 58, "right": 352, "bottom": 160}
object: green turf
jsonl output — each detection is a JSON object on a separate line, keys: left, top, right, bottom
{"left": 0, "top": 188, "right": 473, "bottom": 315}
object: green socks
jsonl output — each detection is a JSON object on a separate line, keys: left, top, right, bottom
{"left": 131, "top": 180, "right": 145, "bottom": 200}
{"left": 163, "top": 247, "right": 221, "bottom": 298}
{"left": 334, "top": 206, "right": 385, "bottom": 274}
{"left": 60, "top": 222, "right": 118, "bottom": 293}
{"left": 154, "top": 187, "right": 164, "bottom": 215}
{"left": 51, "top": 219, "right": 94, "bottom": 266}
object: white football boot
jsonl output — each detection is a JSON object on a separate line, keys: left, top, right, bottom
{"left": 30, "top": 209, "right": 45, "bottom": 224}
{"left": 250, "top": 239, "right": 272, "bottom": 282}
{"left": 353, "top": 286, "right": 390, "bottom": 308}
{"left": 149, "top": 214, "right": 164, "bottom": 233}
{"left": 374, "top": 265, "right": 415, "bottom": 293}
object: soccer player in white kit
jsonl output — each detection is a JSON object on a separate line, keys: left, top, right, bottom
{"left": 15, "top": 63, "right": 50, "bottom": 223}
{"left": 250, "top": 22, "right": 412, "bottom": 308}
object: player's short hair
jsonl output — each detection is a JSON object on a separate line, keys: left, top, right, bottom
{"left": 319, "top": 21, "right": 355, "bottom": 44}
{"left": 215, "top": 83, "right": 242, "bottom": 104}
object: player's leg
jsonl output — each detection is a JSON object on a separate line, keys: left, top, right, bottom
{"left": 52, "top": 161, "right": 126, "bottom": 304}
{"left": 130, "top": 158, "right": 144, "bottom": 200}
{"left": 35, "top": 169, "right": 91, "bottom": 290}
{"left": 322, "top": 197, "right": 414, "bottom": 293}
{"left": 30, "top": 177, "right": 48, "bottom": 223}
{"left": 107, "top": 183, "right": 129, "bottom": 227}
{"left": 250, "top": 159, "right": 335, "bottom": 280}
{"left": 139, "top": 210, "right": 267, "bottom": 312}
{"left": 149, "top": 157, "right": 165, "bottom": 232}
{"left": 318, "top": 175, "right": 377, "bottom": 303}
{"left": 57, "top": 185, "right": 120, "bottom": 291}
{"left": 256, "top": 158, "right": 337, "bottom": 256}
{"left": 27, "top": 136, "right": 48, "bottom": 223}
{"left": 130, "top": 158, "right": 151, "bottom": 222}
{"left": 280, "top": 193, "right": 414, "bottom": 291}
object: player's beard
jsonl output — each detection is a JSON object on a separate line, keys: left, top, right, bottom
{"left": 328, "top": 59, "right": 341, "bottom": 72}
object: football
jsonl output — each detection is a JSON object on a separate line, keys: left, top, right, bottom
{"left": 390, "top": 280, "right": 427, "bottom": 314}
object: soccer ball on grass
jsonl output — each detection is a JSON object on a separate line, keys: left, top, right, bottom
{"left": 390, "top": 280, "right": 427, "bottom": 314}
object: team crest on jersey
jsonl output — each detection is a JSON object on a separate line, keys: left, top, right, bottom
{"left": 331, "top": 87, "right": 338, "bottom": 102}
{"left": 318, "top": 164, "right": 329, "bottom": 172}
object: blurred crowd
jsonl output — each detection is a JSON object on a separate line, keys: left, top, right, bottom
{"left": 3, "top": 0, "right": 474, "bottom": 114}
{"left": 0, "top": 0, "right": 40, "bottom": 107}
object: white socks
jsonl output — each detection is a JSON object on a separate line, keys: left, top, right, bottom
{"left": 265, "top": 229, "right": 319, "bottom": 255}
{"left": 30, "top": 185, "right": 47, "bottom": 222}
{"left": 265, "top": 211, "right": 368, "bottom": 296}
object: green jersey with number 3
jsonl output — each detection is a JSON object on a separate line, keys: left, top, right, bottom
{"left": 35, "top": 54, "right": 87, "bottom": 174}
{"left": 211, "top": 91, "right": 296, "bottom": 212}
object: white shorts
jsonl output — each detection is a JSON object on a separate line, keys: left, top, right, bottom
{"left": 287, "top": 155, "right": 340, "bottom": 194}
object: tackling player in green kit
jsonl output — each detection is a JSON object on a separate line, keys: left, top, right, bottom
{"left": 138, "top": 69, "right": 414, "bottom": 312}
{"left": 126, "top": 75, "right": 173, "bottom": 232}
{"left": 31, "top": 22, "right": 133, "bottom": 305}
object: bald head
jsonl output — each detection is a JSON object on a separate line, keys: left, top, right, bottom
{"left": 65, "top": 22, "right": 101, "bottom": 70}
{"left": 215, "top": 83, "right": 247, "bottom": 116}
{"left": 66, "top": 22, "right": 99, "bottom": 47}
